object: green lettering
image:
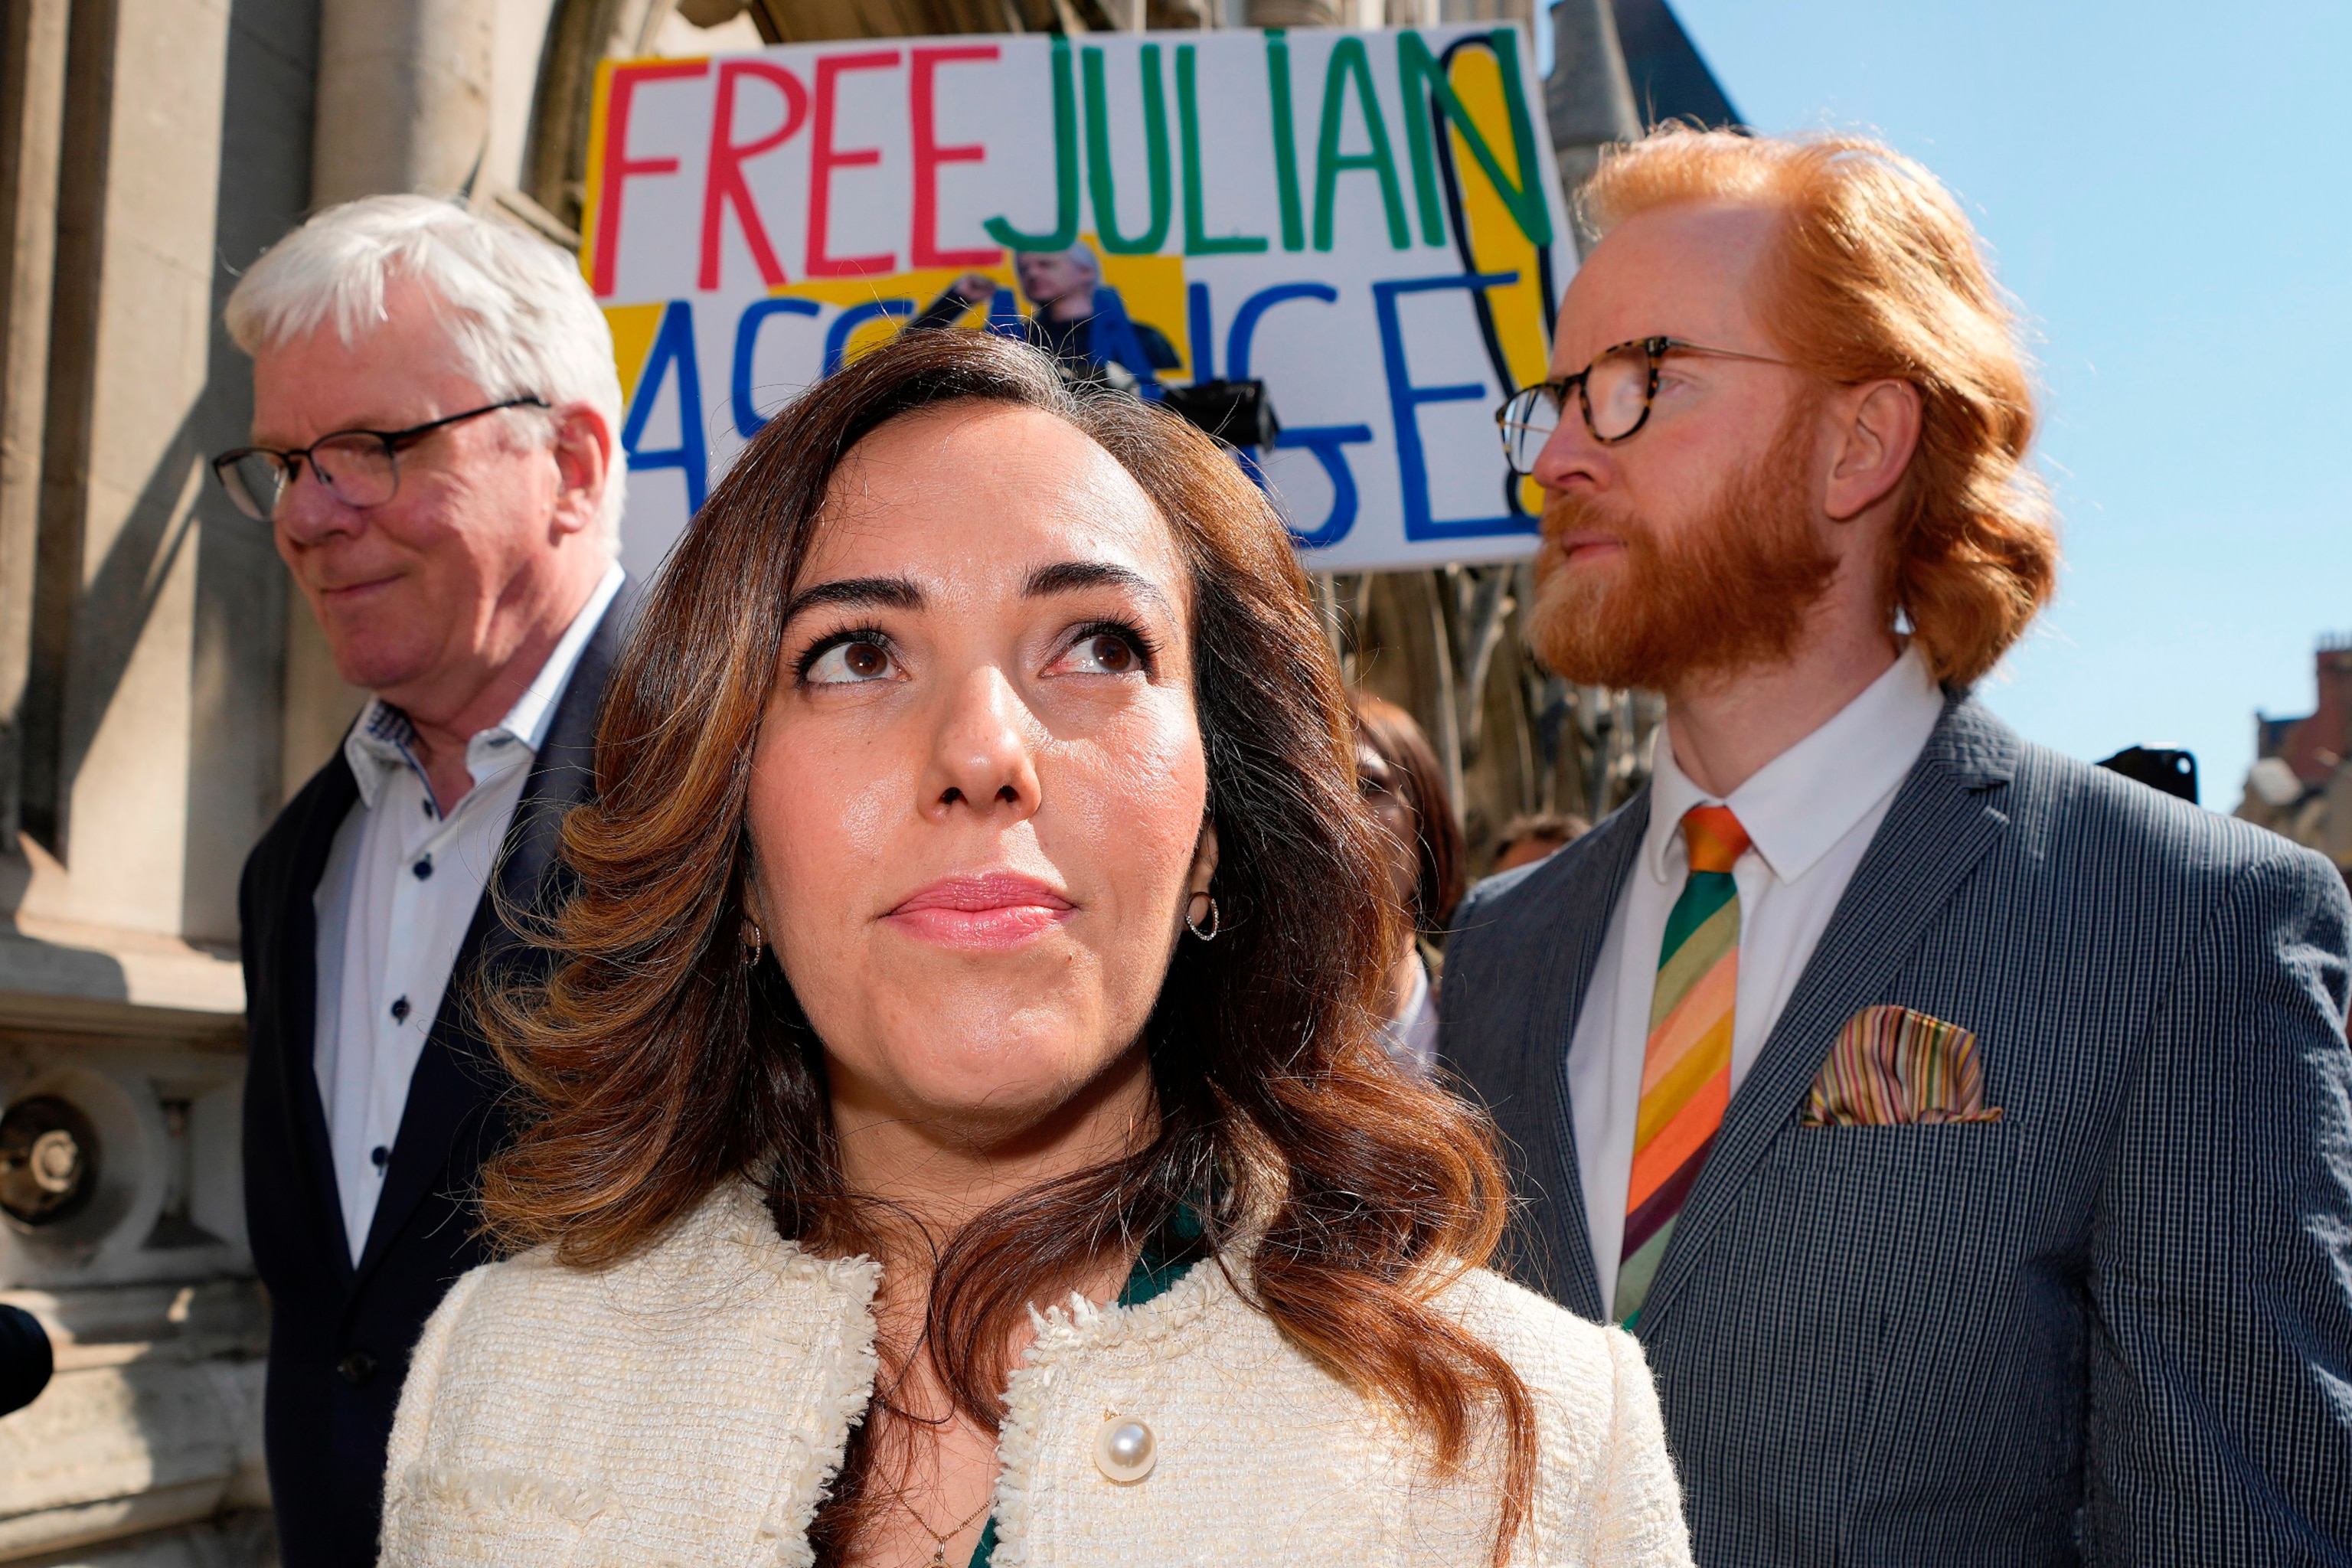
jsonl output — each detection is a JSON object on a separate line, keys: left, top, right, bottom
{"left": 1266, "top": 31, "right": 1305, "bottom": 253}
{"left": 1396, "top": 30, "right": 1554, "bottom": 248}
{"left": 1083, "top": 44, "right": 1172, "bottom": 255}
{"left": 1178, "top": 46, "right": 1267, "bottom": 256}
{"left": 1312, "top": 35, "right": 1410, "bottom": 252}
{"left": 985, "top": 38, "right": 1081, "bottom": 250}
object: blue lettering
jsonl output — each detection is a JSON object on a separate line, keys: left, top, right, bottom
{"left": 730, "top": 297, "right": 821, "bottom": 439}
{"left": 621, "top": 299, "right": 709, "bottom": 515}
{"left": 1186, "top": 281, "right": 1215, "bottom": 382}
{"left": 1223, "top": 283, "right": 1370, "bottom": 546}
{"left": 1276, "top": 424, "right": 1374, "bottom": 548}
{"left": 1372, "top": 271, "right": 1535, "bottom": 543}
{"left": 823, "top": 299, "right": 915, "bottom": 376}
{"left": 1225, "top": 281, "right": 1338, "bottom": 383}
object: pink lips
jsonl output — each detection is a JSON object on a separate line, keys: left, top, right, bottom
{"left": 1553, "top": 530, "right": 1625, "bottom": 567}
{"left": 884, "top": 873, "right": 1075, "bottom": 951}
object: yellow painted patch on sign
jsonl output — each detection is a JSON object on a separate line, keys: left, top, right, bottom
{"left": 774, "top": 266, "right": 1010, "bottom": 369}
{"left": 773, "top": 265, "right": 1010, "bottom": 311}
{"left": 1447, "top": 45, "right": 1551, "bottom": 401}
{"left": 1093, "top": 243, "right": 1190, "bottom": 382}
{"left": 605, "top": 302, "right": 668, "bottom": 403}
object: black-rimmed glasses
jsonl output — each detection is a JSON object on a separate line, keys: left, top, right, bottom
{"left": 1494, "top": 337, "right": 1795, "bottom": 475}
{"left": 210, "top": 396, "right": 550, "bottom": 521}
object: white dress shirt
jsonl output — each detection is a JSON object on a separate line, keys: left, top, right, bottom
{"left": 312, "top": 564, "right": 624, "bottom": 1263}
{"left": 1568, "top": 645, "right": 1945, "bottom": 1315}
{"left": 1379, "top": 952, "right": 1439, "bottom": 1073}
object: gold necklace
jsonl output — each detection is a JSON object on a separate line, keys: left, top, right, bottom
{"left": 895, "top": 1491, "right": 992, "bottom": 1568}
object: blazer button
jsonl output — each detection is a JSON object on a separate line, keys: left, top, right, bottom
{"left": 338, "top": 1351, "right": 379, "bottom": 1386}
{"left": 1093, "top": 1416, "right": 1155, "bottom": 1484}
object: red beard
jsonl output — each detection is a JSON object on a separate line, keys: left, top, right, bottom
{"left": 1527, "top": 413, "right": 1840, "bottom": 692}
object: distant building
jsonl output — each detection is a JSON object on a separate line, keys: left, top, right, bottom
{"left": 2236, "top": 638, "right": 2352, "bottom": 877}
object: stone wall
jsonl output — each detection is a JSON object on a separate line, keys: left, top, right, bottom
{"left": 0, "top": 0, "right": 313, "bottom": 1554}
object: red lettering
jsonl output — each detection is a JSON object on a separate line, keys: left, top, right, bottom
{"left": 807, "top": 51, "right": 901, "bottom": 279}
{"left": 910, "top": 46, "right": 1001, "bottom": 270}
{"left": 699, "top": 62, "right": 808, "bottom": 292}
{"left": 590, "top": 59, "right": 710, "bottom": 299}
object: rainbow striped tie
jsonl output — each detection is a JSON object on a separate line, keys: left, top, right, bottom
{"left": 1617, "top": 804, "right": 1750, "bottom": 1328}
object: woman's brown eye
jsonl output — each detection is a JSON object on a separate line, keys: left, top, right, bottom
{"left": 1088, "top": 635, "right": 1135, "bottom": 673}
{"left": 806, "top": 638, "right": 897, "bottom": 684}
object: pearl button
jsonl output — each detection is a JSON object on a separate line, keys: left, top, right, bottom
{"left": 1093, "top": 1416, "right": 1155, "bottom": 1484}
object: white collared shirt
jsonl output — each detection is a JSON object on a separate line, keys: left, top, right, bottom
{"left": 312, "top": 563, "right": 623, "bottom": 1263}
{"left": 1379, "top": 952, "right": 1439, "bottom": 1073}
{"left": 1568, "top": 644, "right": 1945, "bottom": 1315}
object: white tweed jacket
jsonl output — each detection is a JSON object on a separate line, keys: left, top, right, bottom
{"left": 381, "top": 1182, "right": 1693, "bottom": 1567}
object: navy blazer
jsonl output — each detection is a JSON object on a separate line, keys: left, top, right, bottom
{"left": 238, "top": 585, "right": 632, "bottom": 1568}
{"left": 1442, "top": 697, "right": 2352, "bottom": 1566}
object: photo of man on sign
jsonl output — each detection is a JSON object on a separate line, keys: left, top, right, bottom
{"left": 910, "top": 243, "right": 1184, "bottom": 393}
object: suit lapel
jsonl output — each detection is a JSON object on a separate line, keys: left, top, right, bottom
{"left": 352, "top": 585, "right": 632, "bottom": 1286}
{"left": 1547, "top": 799, "right": 1648, "bottom": 1320}
{"left": 1475, "top": 792, "right": 1649, "bottom": 1321}
{"left": 273, "top": 758, "right": 364, "bottom": 1289}
{"left": 1633, "top": 699, "right": 2019, "bottom": 1335}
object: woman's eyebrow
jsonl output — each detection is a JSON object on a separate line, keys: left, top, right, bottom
{"left": 780, "top": 575, "right": 924, "bottom": 624}
{"left": 1022, "top": 560, "right": 1171, "bottom": 615}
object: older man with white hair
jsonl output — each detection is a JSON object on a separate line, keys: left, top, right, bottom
{"left": 217, "top": 194, "right": 635, "bottom": 1567}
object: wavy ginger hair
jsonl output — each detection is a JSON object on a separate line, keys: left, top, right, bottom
{"left": 1583, "top": 127, "right": 2059, "bottom": 687}
{"left": 476, "top": 329, "right": 1535, "bottom": 1564}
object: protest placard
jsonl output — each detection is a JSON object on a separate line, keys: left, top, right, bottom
{"left": 585, "top": 25, "right": 1570, "bottom": 577}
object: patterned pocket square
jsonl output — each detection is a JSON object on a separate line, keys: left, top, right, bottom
{"left": 1801, "top": 1005, "right": 2004, "bottom": 1127}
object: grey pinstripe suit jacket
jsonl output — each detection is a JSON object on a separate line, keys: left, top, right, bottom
{"left": 1440, "top": 697, "right": 2352, "bottom": 1566}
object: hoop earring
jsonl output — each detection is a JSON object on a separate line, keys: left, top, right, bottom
{"left": 1184, "top": 893, "right": 1220, "bottom": 942}
{"left": 740, "top": 920, "right": 764, "bottom": 968}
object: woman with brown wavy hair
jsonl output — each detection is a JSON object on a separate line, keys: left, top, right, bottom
{"left": 376, "top": 329, "right": 1690, "bottom": 1568}
{"left": 1351, "top": 691, "right": 1467, "bottom": 1072}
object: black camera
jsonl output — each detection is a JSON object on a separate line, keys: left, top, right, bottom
{"left": 2096, "top": 746, "right": 2198, "bottom": 805}
{"left": 0, "top": 1302, "right": 51, "bottom": 1419}
{"left": 1159, "top": 378, "right": 1279, "bottom": 451}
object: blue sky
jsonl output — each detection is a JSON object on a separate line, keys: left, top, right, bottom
{"left": 1649, "top": 0, "right": 2352, "bottom": 809}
